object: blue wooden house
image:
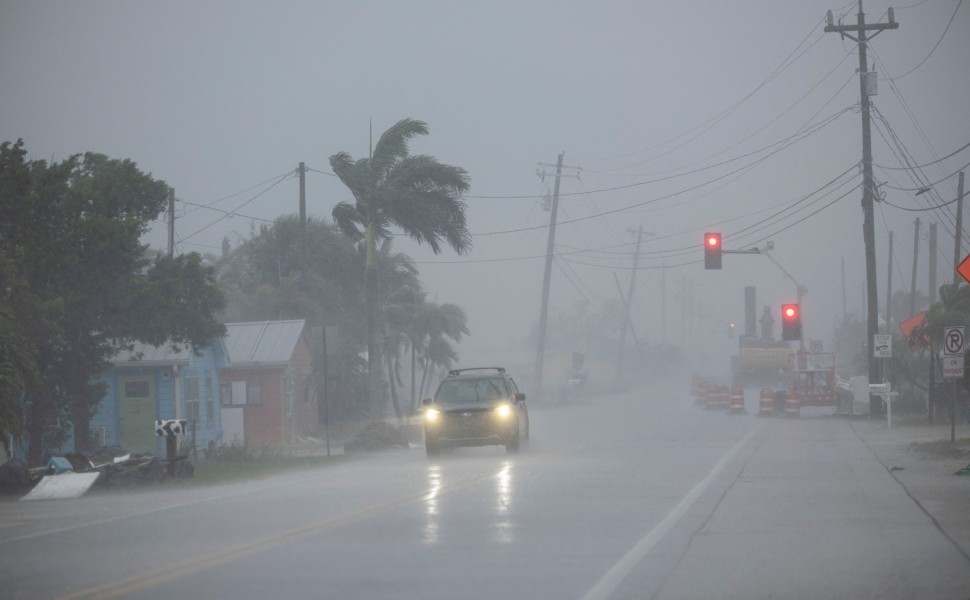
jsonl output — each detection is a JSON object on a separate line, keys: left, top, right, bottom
{"left": 90, "top": 338, "right": 229, "bottom": 456}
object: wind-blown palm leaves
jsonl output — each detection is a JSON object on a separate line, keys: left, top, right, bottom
{"left": 330, "top": 119, "right": 471, "bottom": 412}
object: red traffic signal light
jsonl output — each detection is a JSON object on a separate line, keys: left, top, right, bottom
{"left": 704, "top": 232, "right": 722, "bottom": 269}
{"left": 781, "top": 303, "right": 802, "bottom": 341}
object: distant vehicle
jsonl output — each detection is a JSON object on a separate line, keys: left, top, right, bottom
{"left": 422, "top": 367, "right": 529, "bottom": 457}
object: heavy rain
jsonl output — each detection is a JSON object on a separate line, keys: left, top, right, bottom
{"left": 1, "top": 1, "right": 969, "bottom": 598}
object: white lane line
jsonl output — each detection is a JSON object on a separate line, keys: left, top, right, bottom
{"left": 581, "top": 423, "right": 763, "bottom": 600}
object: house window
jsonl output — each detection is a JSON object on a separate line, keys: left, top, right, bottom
{"left": 185, "top": 375, "right": 200, "bottom": 424}
{"left": 205, "top": 372, "right": 214, "bottom": 425}
{"left": 247, "top": 385, "right": 262, "bottom": 405}
{"left": 124, "top": 380, "right": 150, "bottom": 398}
{"left": 221, "top": 383, "right": 232, "bottom": 406}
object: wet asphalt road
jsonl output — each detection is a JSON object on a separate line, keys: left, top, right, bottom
{"left": 2, "top": 379, "right": 969, "bottom": 599}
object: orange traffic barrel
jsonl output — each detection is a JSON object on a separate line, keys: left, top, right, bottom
{"left": 729, "top": 386, "right": 745, "bottom": 413}
{"left": 693, "top": 377, "right": 708, "bottom": 405}
{"left": 696, "top": 383, "right": 708, "bottom": 407}
{"left": 704, "top": 384, "right": 723, "bottom": 410}
{"left": 785, "top": 389, "right": 800, "bottom": 417}
{"left": 758, "top": 388, "right": 775, "bottom": 417}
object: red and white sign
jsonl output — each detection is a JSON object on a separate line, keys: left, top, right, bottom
{"left": 944, "top": 326, "right": 965, "bottom": 356}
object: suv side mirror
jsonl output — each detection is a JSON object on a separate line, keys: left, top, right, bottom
{"left": 514, "top": 392, "right": 526, "bottom": 402}
{"left": 422, "top": 397, "right": 433, "bottom": 406}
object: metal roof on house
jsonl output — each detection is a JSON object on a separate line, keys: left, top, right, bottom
{"left": 223, "top": 320, "right": 306, "bottom": 367}
{"left": 111, "top": 341, "right": 193, "bottom": 367}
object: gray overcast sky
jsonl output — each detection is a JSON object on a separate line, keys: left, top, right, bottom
{"left": 2, "top": 0, "right": 967, "bottom": 370}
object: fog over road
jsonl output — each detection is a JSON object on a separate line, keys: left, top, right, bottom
{"left": 2, "top": 379, "right": 968, "bottom": 599}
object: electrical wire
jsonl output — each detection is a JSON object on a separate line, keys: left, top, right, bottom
{"left": 584, "top": 50, "right": 855, "bottom": 176}
{"left": 180, "top": 170, "right": 296, "bottom": 215}
{"left": 181, "top": 172, "right": 293, "bottom": 242}
{"left": 178, "top": 199, "right": 276, "bottom": 224}
{"left": 575, "top": 18, "right": 827, "bottom": 164}
{"left": 889, "top": 0, "right": 963, "bottom": 81}
{"left": 878, "top": 160, "right": 970, "bottom": 191}
{"left": 880, "top": 192, "right": 966, "bottom": 212}
{"left": 465, "top": 107, "right": 853, "bottom": 238}
{"left": 873, "top": 141, "right": 970, "bottom": 170}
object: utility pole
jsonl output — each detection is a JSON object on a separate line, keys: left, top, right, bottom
{"left": 841, "top": 257, "right": 848, "bottom": 322}
{"left": 955, "top": 171, "right": 965, "bottom": 284}
{"left": 167, "top": 188, "right": 175, "bottom": 258}
{"left": 615, "top": 225, "right": 647, "bottom": 383}
{"left": 534, "top": 152, "right": 579, "bottom": 398}
{"left": 299, "top": 162, "right": 307, "bottom": 273}
{"left": 885, "top": 231, "right": 893, "bottom": 333}
{"left": 909, "top": 218, "right": 920, "bottom": 315}
{"left": 661, "top": 262, "right": 667, "bottom": 344}
{"left": 826, "top": 2, "right": 898, "bottom": 416}
{"left": 929, "top": 222, "right": 938, "bottom": 305}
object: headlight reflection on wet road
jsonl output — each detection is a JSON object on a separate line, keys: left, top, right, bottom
{"left": 422, "top": 460, "right": 516, "bottom": 545}
{"left": 493, "top": 461, "right": 513, "bottom": 544}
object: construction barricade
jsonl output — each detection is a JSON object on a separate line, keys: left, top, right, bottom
{"left": 728, "top": 386, "right": 745, "bottom": 413}
{"left": 758, "top": 388, "right": 775, "bottom": 417}
{"left": 784, "top": 389, "right": 801, "bottom": 417}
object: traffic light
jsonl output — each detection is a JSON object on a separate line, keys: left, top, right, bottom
{"left": 704, "top": 232, "right": 722, "bottom": 269}
{"left": 781, "top": 304, "right": 802, "bottom": 341}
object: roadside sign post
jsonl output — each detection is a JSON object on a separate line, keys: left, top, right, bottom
{"left": 873, "top": 334, "right": 892, "bottom": 358}
{"left": 942, "top": 326, "right": 965, "bottom": 443}
{"left": 155, "top": 419, "right": 187, "bottom": 477}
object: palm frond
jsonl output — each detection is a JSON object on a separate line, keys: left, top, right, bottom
{"left": 388, "top": 188, "right": 471, "bottom": 255}
{"left": 371, "top": 119, "right": 428, "bottom": 181}
{"left": 329, "top": 152, "right": 371, "bottom": 203}
{"left": 331, "top": 202, "right": 364, "bottom": 241}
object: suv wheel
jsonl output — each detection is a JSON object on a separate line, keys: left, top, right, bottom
{"left": 425, "top": 440, "right": 440, "bottom": 458}
{"left": 505, "top": 431, "right": 520, "bottom": 454}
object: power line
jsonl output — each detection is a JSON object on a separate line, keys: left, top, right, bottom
{"left": 181, "top": 169, "right": 296, "bottom": 215}
{"left": 466, "top": 108, "right": 853, "bottom": 235}
{"left": 889, "top": 0, "right": 963, "bottom": 81}
{"left": 874, "top": 141, "right": 970, "bottom": 171}
{"left": 575, "top": 18, "right": 827, "bottom": 164}
{"left": 181, "top": 172, "right": 293, "bottom": 242}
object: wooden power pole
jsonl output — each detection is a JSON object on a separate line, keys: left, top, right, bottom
{"left": 825, "top": 1, "right": 898, "bottom": 416}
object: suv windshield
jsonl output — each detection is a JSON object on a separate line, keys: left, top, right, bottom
{"left": 435, "top": 376, "right": 509, "bottom": 406}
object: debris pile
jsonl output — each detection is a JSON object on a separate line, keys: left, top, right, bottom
{"left": 344, "top": 421, "right": 410, "bottom": 453}
{"left": 0, "top": 445, "right": 194, "bottom": 500}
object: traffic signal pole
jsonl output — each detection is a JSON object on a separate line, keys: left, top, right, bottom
{"left": 762, "top": 250, "right": 807, "bottom": 351}
{"left": 825, "top": 1, "right": 898, "bottom": 416}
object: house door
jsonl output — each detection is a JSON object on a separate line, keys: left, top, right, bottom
{"left": 221, "top": 406, "right": 244, "bottom": 445}
{"left": 119, "top": 377, "right": 156, "bottom": 453}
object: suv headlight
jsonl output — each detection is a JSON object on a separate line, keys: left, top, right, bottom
{"left": 424, "top": 408, "right": 441, "bottom": 423}
{"left": 494, "top": 404, "right": 512, "bottom": 418}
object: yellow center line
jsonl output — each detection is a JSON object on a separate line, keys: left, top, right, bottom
{"left": 56, "top": 466, "right": 502, "bottom": 600}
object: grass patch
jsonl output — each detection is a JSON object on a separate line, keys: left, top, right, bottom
{"left": 909, "top": 437, "right": 970, "bottom": 459}
{"left": 190, "top": 454, "right": 356, "bottom": 485}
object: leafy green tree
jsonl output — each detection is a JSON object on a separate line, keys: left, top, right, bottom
{"left": 0, "top": 140, "right": 226, "bottom": 464}
{"left": 330, "top": 119, "right": 471, "bottom": 410}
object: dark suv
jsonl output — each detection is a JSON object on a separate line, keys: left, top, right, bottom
{"left": 422, "top": 367, "right": 529, "bottom": 457}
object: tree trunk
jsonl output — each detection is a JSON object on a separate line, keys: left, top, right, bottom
{"left": 387, "top": 353, "right": 403, "bottom": 424}
{"left": 365, "top": 223, "right": 383, "bottom": 416}
{"left": 25, "top": 403, "right": 44, "bottom": 467}
{"left": 419, "top": 361, "right": 430, "bottom": 402}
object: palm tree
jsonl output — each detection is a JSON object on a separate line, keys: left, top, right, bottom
{"left": 330, "top": 119, "right": 471, "bottom": 409}
{"left": 413, "top": 302, "right": 468, "bottom": 408}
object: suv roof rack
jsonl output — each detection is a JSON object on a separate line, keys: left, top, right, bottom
{"left": 447, "top": 367, "right": 506, "bottom": 377}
